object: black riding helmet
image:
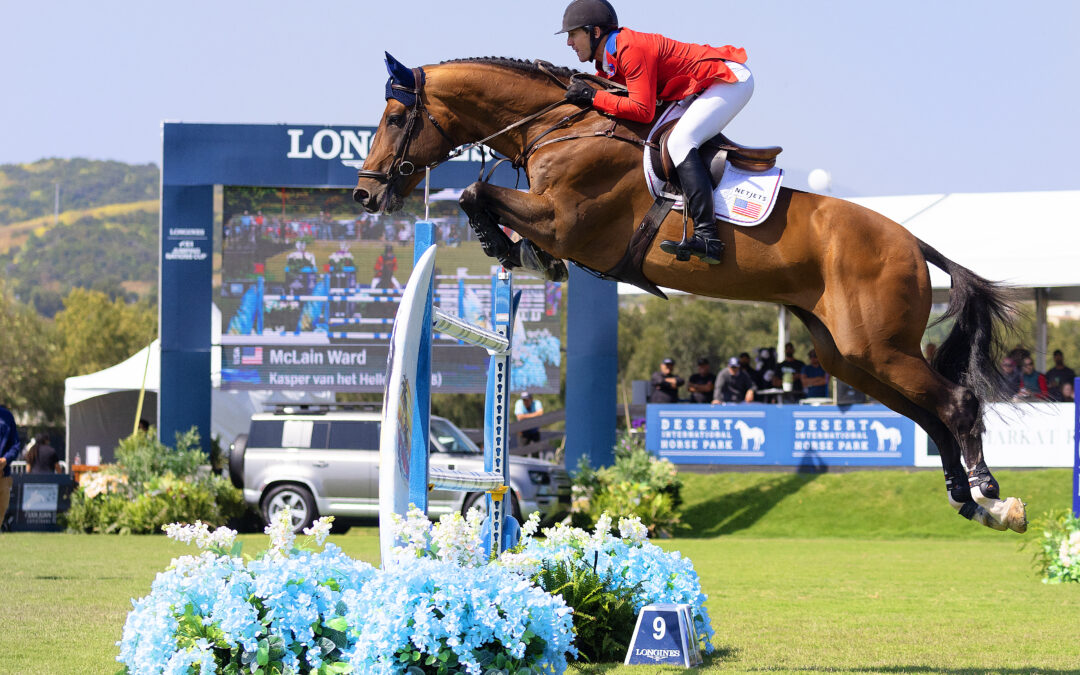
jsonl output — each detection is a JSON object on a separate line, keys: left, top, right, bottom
{"left": 556, "top": 0, "right": 618, "bottom": 34}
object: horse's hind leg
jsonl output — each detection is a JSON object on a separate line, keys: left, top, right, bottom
{"left": 789, "top": 307, "right": 1013, "bottom": 532}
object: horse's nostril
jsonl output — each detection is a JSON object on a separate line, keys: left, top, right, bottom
{"left": 352, "top": 188, "right": 369, "bottom": 204}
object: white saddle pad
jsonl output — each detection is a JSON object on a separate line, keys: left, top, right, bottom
{"left": 643, "top": 103, "right": 784, "bottom": 228}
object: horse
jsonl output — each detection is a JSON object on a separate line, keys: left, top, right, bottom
{"left": 353, "top": 55, "right": 1027, "bottom": 534}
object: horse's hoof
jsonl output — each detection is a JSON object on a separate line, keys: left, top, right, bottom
{"left": 545, "top": 260, "right": 569, "bottom": 283}
{"left": 1003, "top": 498, "right": 1027, "bottom": 534}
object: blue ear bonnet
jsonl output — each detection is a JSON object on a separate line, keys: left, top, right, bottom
{"left": 384, "top": 52, "right": 421, "bottom": 107}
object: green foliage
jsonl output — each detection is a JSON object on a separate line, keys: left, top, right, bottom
{"left": 0, "top": 280, "right": 63, "bottom": 421}
{"left": 617, "top": 295, "right": 814, "bottom": 386}
{"left": 0, "top": 282, "right": 156, "bottom": 421}
{"left": 0, "top": 158, "right": 158, "bottom": 225}
{"left": 1026, "top": 510, "right": 1080, "bottom": 584}
{"left": 65, "top": 428, "right": 249, "bottom": 535}
{"left": 573, "top": 431, "right": 683, "bottom": 536}
{"left": 1, "top": 211, "right": 159, "bottom": 316}
{"left": 532, "top": 559, "right": 640, "bottom": 663}
{"left": 53, "top": 287, "right": 156, "bottom": 377}
{"left": 114, "top": 428, "right": 204, "bottom": 486}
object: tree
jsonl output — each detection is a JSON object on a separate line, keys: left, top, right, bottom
{"left": 0, "top": 281, "right": 63, "bottom": 421}
{"left": 617, "top": 296, "right": 814, "bottom": 387}
{"left": 52, "top": 288, "right": 157, "bottom": 378}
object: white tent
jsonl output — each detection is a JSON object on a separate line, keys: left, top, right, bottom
{"left": 849, "top": 190, "right": 1080, "bottom": 302}
{"left": 63, "top": 306, "right": 331, "bottom": 465}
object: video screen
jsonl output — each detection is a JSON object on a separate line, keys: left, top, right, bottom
{"left": 217, "top": 186, "right": 562, "bottom": 393}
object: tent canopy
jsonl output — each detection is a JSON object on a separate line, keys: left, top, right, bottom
{"left": 849, "top": 190, "right": 1080, "bottom": 302}
{"left": 63, "top": 306, "right": 332, "bottom": 464}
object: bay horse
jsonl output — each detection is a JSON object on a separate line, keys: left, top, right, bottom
{"left": 353, "top": 55, "right": 1027, "bottom": 534}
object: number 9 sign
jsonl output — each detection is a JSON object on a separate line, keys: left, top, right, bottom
{"left": 624, "top": 603, "right": 702, "bottom": 667}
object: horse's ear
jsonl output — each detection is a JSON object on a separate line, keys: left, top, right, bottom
{"left": 384, "top": 52, "right": 418, "bottom": 106}
{"left": 384, "top": 52, "right": 415, "bottom": 89}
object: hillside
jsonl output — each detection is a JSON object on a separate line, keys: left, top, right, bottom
{"left": 0, "top": 159, "right": 159, "bottom": 316}
{"left": 0, "top": 158, "right": 158, "bottom": 225}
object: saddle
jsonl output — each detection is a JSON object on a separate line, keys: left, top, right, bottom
{"left": 648, "top": 119, "right": 782, "bottom": 190}
{"left": 579, "top": 124, "right": 783, "bottom": 299}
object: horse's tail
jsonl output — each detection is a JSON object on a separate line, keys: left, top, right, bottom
{"left": 918, "top": 239, "right": 1017, "bottom": 403}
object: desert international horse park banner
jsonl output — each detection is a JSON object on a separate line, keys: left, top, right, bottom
{"left": 646, "top": 404, "right": 916, "bottom": 467}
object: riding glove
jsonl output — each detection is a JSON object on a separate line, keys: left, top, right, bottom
{"left": 564, "top": 80, "right": 596, "bottom": 107}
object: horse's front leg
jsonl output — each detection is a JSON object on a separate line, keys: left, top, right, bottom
{"left": 458, "top": 182, "right": 567, "bottom": 282}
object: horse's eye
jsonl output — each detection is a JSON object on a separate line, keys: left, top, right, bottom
{"left": 387, "top": 114, "right": 405, "bottom": 127}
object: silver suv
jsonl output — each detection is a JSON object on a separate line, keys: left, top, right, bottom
{"left": 229, "top": 404, "right": 571, "bottom": 533}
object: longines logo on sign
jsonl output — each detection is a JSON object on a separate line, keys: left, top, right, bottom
{"left": 286, "top": 128, "right": 372, "bottom": 169}
{"left": 285, "top": 128, "right": 490, "bottom": 169}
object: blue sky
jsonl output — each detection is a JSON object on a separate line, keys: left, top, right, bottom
{"left": 2, "top": 0, "right": 1076, "bottom": 196}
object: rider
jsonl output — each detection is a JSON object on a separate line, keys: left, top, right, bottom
{"left": 557, "top": 0, "right": 753, "bottom": 265}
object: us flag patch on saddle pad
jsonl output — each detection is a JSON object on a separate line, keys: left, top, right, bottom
{"left": 643, "top": 151, "right": 784, "bottom": 228}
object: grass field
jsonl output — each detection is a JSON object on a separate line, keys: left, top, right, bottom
{"left": 3, "top": 469, "right": 1079, "bottom": 674}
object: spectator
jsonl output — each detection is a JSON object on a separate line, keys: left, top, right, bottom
{"left": 755, "top": 347, "right": 777, "bottom": 376}
{"left": 738, "top": 352, "right": 766, "bottom": 390}
{"left": 1000, "top": 357, "right": 1021, "bottom": 397}
{"left": 514, "top": 392, "right": 544, "bottom": 446}
{"left": 712, "top": 357, "right": 755, "bottom": 403}
{"left": 1018, "top": 357, "right": 1048, "bottom": 400}
{"left": 1008, "top": 345, "right": 1031, "bottom": 368}
{"left": 0, "top": 404, "right": 23, "bottom": 531}
{"left": 686, "top": 357, "right": 715, "bottom": 404}
{"left": 801, "top": 350, "right": 830, "bottom": 398}
{"left": 649, "top": 358, "right": 684, "bottom": 403}
{"left": 778, "top": 342, "right": 805, "bottom": 395}
{"left": 1045, "top": 350, "right": 1075, "bottom": 402}
{"left": 924, "top": 342, "right": 937, "bottom": 363}
{"left": 1062, "top": 382, "right": 1075, "bottom": 403}
{"left": 26, "top": 433, "right": 61, "bottom": 475}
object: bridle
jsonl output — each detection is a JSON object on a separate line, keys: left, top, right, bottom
{"left": 355, "top": 67, "right": 458, "bottom": 212}
{"left": 357, "top": 63, "right": 651, "bottom": 212}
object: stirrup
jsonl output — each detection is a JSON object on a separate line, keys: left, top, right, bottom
{"left": 659, "top": 236, "right": 724, "bottom": 265}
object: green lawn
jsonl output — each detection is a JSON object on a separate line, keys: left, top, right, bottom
{"left": 3, "top": 469, "right": 1079, "bottom": 673}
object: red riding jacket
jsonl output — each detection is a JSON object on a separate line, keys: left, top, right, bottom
{"left": 592, "top": 28, "right": 747, "bottom": 124}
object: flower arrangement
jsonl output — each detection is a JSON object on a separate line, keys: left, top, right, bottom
{"left": 118, "top": 509, "right": 575, "bottom": 674}
{"left": 1032, "top": 510, "right": 1080, "bottom": 583}
{"left": 118, "top": 514, "right": 371, "bottom": 674}
{"left": 391, "top": 507, "right": 713, "bottom": 657}
{"left": 503, "top": 513, "right": 714, "bottom": 655}
{"left": 120, "top": 504, "right": 712, "bottom": 673}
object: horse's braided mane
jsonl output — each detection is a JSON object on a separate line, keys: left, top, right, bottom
{"left": 437, "top": 56, "right": 580, "bottom": 81}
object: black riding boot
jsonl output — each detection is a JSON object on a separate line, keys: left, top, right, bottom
{"left": 659, "top": 148, "right": 724, "bottom": 265}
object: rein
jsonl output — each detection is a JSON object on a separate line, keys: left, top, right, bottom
{"left": 359, "top": 63, "right": 656, "bottom": 206}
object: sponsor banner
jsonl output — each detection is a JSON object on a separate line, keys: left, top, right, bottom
{"left": 914, "top": 401, "right": 1075, "bottom": 468}
{"left": 646, "top": 403, "right": 915, "bottom": 467}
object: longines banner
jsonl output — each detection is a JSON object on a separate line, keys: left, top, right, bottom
{"left": 645, "top": 403, "right": 916, "bottom": 467}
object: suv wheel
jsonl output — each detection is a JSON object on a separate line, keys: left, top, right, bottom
{"left": 262, "top": 484, "right": 317, "bottom": 534}
{"left": 462, "top": 490, "right": 523, "bottom": 525}
{"left": 228, "top": 434, "right": 247, "bottom": 489}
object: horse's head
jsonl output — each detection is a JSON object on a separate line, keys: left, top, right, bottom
{"left": 353, "top": 53, "right": 457, "bottom": 213}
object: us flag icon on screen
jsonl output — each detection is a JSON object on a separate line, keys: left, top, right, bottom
{"left": 240, "top": 347, "right": 263, "bottom": 365}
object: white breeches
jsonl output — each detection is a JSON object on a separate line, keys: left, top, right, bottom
{"left": 667, "top": 61, "right": 754, "bottom": 165}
